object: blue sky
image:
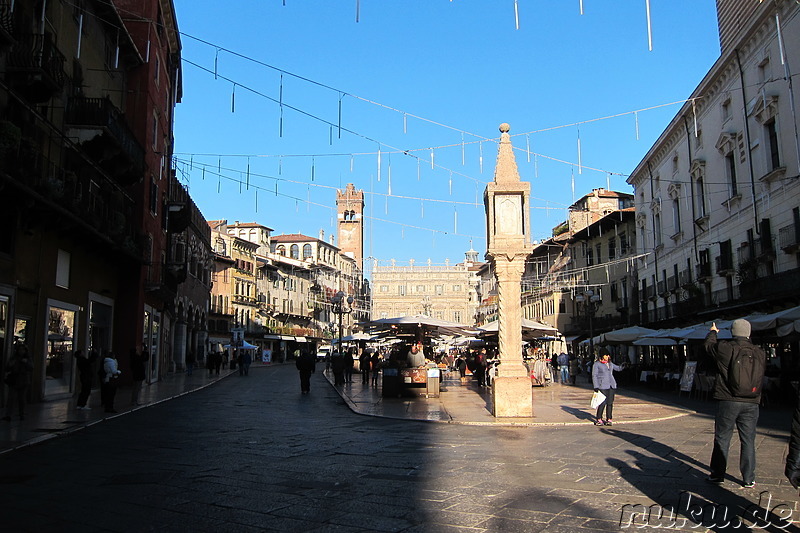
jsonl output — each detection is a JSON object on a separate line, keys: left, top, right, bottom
{"left": 171, "top": 0, "right": 721, "bottom": 272}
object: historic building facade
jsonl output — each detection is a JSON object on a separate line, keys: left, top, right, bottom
{"left": 371, "top": 250, "right": 483, "bottom": 325}
{"left": 0, "top": 0, "right": 206, "bottom": 404}
{"left": 627, "top": 0, "right": 800, "bottom": 327}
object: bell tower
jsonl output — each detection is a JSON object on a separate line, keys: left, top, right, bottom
{"left": 336, "top": 183, "right": 364, "bottom": 271}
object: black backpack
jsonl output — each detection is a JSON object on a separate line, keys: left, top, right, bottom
{"left": 727, "top": 344, "right": 765, "bottom": 398}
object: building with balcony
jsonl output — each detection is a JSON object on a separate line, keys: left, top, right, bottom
{"left": 627, "top": 0, "right": 800, "bottom": 328}
{"left": 0, "top": 0, "right": 200, "bottom": 403}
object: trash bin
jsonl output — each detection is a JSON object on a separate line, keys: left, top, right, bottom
{"left": 425, "top": 368, "right": 440, "bottom": 398}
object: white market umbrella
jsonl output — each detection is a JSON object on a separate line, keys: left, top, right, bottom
{"left": 602, "top": 326, "right": 658, "bottom": 343}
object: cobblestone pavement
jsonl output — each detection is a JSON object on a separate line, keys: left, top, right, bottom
{"left": 0, "top": 364, "right": 797, "bottom": 532}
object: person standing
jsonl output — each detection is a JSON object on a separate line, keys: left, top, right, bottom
{"left": 370, "top": 351, "right": 381, "bottom": 387}
{"left": 100, "top": 351, "right": 122, "bottom": 413}
{"left": 75, "top": 349, "right": 98, "bottom": 410}
{"left": 704, "top": 319, "right": 766, "bottom": 488}
{"left": 3, "top": 342, "right": 33, "bottom": 421}
{"left": 359, "top": 350, "right": 371, "bottom": 385}
{"left": 241, "top": 350, "right": 252, "bottom": 376}
{"left": 786, "top": 387, "right": 800, "bottom": 492}
{"left": 129, "top": 348, "right": 149, "bottom": 406}
{"left": 186, "top": 350, "right": 195, "bottom": 376}
{"left": 474, "top": 348, "right": 488, "bottom": 387}
{"left": 295, "top": 350, "right": 316, "bottom": 394}
{"left": 330, "top": 350, "right": 345, "bottom": 386}
{"left": 568, "top": 353, "right": 579, "bottom": 386}
{"left": 592, "top": 352, "right": 623, "bottom": 426}
{"left": 456, "top": 356, "right": 467, "bottom": 379}
{"left": 343, "top": 349, "right": 355, "bottom": 383}
{"left": 558, "top": 352, "right": 570, "bottom": 384}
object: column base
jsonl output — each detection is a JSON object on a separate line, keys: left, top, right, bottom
{"left": 492, "top": 376, "right": 533, "bottom": 418}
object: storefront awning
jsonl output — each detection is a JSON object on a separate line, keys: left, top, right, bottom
{"left": 263, "top": 334, "right": 281, "bottom": 340}
{"left": 294, "top": 336, "right": 307, "bottom": 342}
{"left": 280, "top": 335, "right": 295, "bottom": 341}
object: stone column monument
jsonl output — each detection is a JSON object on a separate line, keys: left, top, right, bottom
{"left": 484, "top": 123, "right": 534, "bottom": 418}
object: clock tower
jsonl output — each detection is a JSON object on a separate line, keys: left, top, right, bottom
{"left": 336, "top": 183, "right": 364, "bottom": 271}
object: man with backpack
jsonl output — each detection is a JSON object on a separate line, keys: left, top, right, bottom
{"left": 704, "top": 319, "right": 766, "bottom": 488}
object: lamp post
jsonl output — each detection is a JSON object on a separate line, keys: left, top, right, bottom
{"left": 575, "top": 289, "right": 601, "bottom": 358}
{"left": 330, "top": 290, "right": 354, "bottom": 354}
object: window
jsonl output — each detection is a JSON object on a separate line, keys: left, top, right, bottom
{"left": 276, "top": 245, "right": 285, "bottom": 256}
{"left": 765, "top": 119, "right": 780, "bottom": 171}
{"left": 152, "top": 111, "right": 158, "bottom": 151}
{"left": 380, "top": 285, "right": 389, "bottom": 292}
{"left": 722, "top": 99, "right": 731, "bottom": 122}
{"left": 586, "top": 248, "right": 594, "bottom": 266}
{"left": 619, "top": 232, "right": 628, "bottom": 255}
{"left": 149, "top": 178, "right": 158, "bottom": 215}
{"left": 453, "top": 311, "right": 462, "bottom": 323}
{"left": 608, "top": 237, "right": 616, "bottom": 260}
{"left": 672, "top": 199, "right": 682, "bottom": 234}
{"left": 302, "top": 244, "right": 312, "bottom": 260}
{"left": 453, "top": 284, "right": 462, "bottom": 292}
{"left": 290, "top": 244, "right": 299, "bottom": 259}
{"left": 398, "top": 285, "right": 406, "bottom": 296}
{"left": 725, "top": 152, "right": 738, "bottom": 197}
{"left": 435, "top": 285, "right": 443, "bottom": 295}
{"left": 654, "top": 213, "right": 662, "bottom": 247}
{"left": 56, "top": 249, "right": 70, "bottom": 288}
{"left": 695, "top": 176, "right": 707, "bottom": 217}
{"left": 672, "top": 154, "right": 679, "bottom": 174}
{"left": 416, "top": 285, "right": 425, "bottom": 293}
{"left": 595, "top": 244, "right": 602, "bottom": 264}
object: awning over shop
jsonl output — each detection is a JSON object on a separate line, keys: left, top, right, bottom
{"left": 294, "top": 336, "right": 307, "bottom": 342}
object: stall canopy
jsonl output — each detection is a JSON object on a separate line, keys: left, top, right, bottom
{"left": 602, "top": 326, "right": 658, "bottom": 343}
{"left": 334, "top": 332, "right": 379, "bottom": 343}
{"left": 224, "top": 340, "right": 259, "bottom": 350}
{"left": 367, "top": 315, "right": 475, "bottom": 339}
{"left": 477, "top": 318, "right": 557, "bottom": 338}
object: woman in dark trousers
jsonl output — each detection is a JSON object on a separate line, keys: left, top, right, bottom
{"left": 592, "top": 352, "right": 623, "bottom": 426}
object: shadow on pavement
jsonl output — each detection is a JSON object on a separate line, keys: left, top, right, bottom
{"left": 604, "top": 428, "right": 797, "bottom": 532}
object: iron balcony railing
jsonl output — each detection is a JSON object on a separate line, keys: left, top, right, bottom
{"left": 7, "top": 33, "right": 66, "bottom": 91}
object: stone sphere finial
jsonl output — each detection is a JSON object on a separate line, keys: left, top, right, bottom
{"left": 499, "top": 123, "right": 510, "bottom": 133}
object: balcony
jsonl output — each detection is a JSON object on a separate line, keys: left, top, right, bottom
{"left": 739, "top": 267, "right": 800, "bottom": 301}
{"left": 696, "top": 262, "right": 712, "bottom": 280}
{"left": 779, "top": 223, "right": 800, "bottom": 253}
{"left": 678, "top": 268, "right": 692, "bottom": 287}
{"left": 6, "top": 33, "right": 66, "bottom": 102}
{"left": 752, "top": 236, "right": 776, "bottom": 261}
{"left": 0, "top": 1, "right": 13, "bottom": 47}
{"left": 65, "top": 97, "right": 145, "bottom": 185}
{"left": 715, "top": 254, "right": 735, "bottom": 276}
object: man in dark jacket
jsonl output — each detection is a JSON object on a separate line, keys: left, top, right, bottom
{"left": 295, "top": 350, "right": 316, "bottom": 394}
{"left": 704, "top": 319, "right": 765, "bottom": 488}
{"left": 786, "top": 389, "right": 800, "bottom": 491}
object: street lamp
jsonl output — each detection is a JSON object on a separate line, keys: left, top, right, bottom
{"left": 330, "top": 290, "right": 354, "bottom": 354}
{"left": 575, "top": 289, "right": 602, "bottom": 358}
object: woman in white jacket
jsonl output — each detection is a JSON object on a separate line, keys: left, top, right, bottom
{"left": 100, "top": 352, "right": 122, "bottom": 413}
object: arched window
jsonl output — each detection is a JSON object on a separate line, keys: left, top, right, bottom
{"left": 290, "top": 244, "right": 299, "bottom": 259}
{"left": 277, "top": 245, "right": 286, "bottom": 256}
{"left": 303, "top": 244, "right": 312, "bottom": 260}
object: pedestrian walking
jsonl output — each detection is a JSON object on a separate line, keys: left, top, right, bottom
{"left": 456, "top": 356, "right": 467, "bottom": 379}
{"left": 592, "top": 351, "right": 623, "bottom": 426}
{"left": 75, "top": 348, "right": 98, "bottom": 410}
{"left": 330, "top": 350, "right": 345, "bottom": 386}
{"left": 186, "top": 350, "right": 195, "bottom": 376}
{"left": 704, "top": 319, "right": 766, "bottom": 488}
{"left": 558, "top": 352, "right": 570, "bottom": 384}
{"left": 213, "top": 351, "right": 222, "bottom": 375}
{"left": 787, "top": 386, "right": 800, "bottom": 491}
{"left": 296, "top": 350, "right": 316, "bottom": 394}
{"left": 241, "top": 350, "right": 252, "bottom": 376}
{"left": 568, "top": 354, "right": 579, "bottom": 385}
{"left": 370, "top": 351, "right": 381, "bottom": 387}
{"left": 3, "top": 342, "right": 33, "bottom": 421}
{"left": 359, "top": 350, "right": 371, "bottom": 385}
{"left": 129, "top": 347, "right": 149, "bottom": 406}
{"left": 100, "top": 351, "right": 122, "bottom": 413}
{"left": 549, "top": 352, "right": 559, "bottom": 384}
{"left": 343, "top": 349, "right": 355, "bottom": 382}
